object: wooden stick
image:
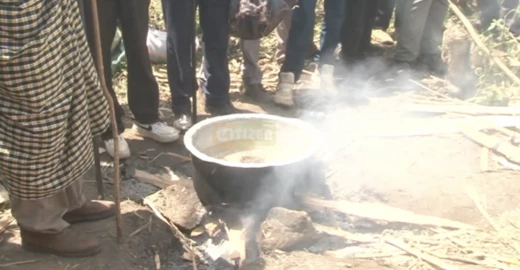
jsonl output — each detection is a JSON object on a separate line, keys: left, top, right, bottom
{"left": 304, "top": 196, "right": 477, "bottom": 230}
{"left": 448, "top": 1, "right": 520, "bottom": 93}
{"left": 132, "top": 169, "right": 174, "bottom": 189}
{"left": 460, "top": 124, "right": 520, "bottom": 164}
{"left": 401, "top": 104, "right": 520, "bottom": 115}
{"left": 89, "top": 0, "right": 123, "bottom": 242}
{"left": 385, "top": 239, "right": 458, "bottom": 270}
{"left": 0, "top": 260, "right": 40, "bottom": 268}
{"left": 129, "top": 217, "right": 152, "bottom": 238}
{"left": 149, "top": 152, "right": 192, "bottom": 164}
{"left": 465, "top": 187, "right": 501, "bottom": 232}
{"left": 144, "top": 200, "right": 206, "bottom": 262}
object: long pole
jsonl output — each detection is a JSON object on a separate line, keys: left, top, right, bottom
{"left": 192, "top": 0, "right": 198, "bottom": 124}
{"left": 89, "top": 0, "right": 123, "bottom": 242}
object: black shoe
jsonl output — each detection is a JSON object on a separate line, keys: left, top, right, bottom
{"left": 173, "top": 113, "right": 193, "bottom": 131}
{"left": 205, "top": 102, "right": 238, "bottom": 116}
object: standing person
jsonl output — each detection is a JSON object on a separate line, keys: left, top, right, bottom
{"left": 374, "top": 0, "right": 396, "bottom": 31}
{"left": 394, "top": 0, "right": 449, "bottom": 75}
{"left": 273, "top": 0, "right": 317, "bottom": 107}
{"left": 0, "top": 0, "right": 115, "bottom": 256}
{"left": 162, "top": 0, "right": 235, "bottom": 118}
{"left": 318, "top": 0, "right": 346, "bottom": 92}
{"left": 340, "top": 0, "right": 379, "bottom": 63}
{"left": 477, "top": 0, "right": 520, "bottom": 35}
{"left": 83, "top": 0, "right": 180, "bottom": 160}
{"left": 239, "top": 11, "right": 318, "bottom": 98}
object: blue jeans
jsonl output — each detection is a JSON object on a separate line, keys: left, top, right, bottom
{"left": 162, "top": 0, "right": 231, "bottom": 113}
{"left": 280, "top": 0, "right": 316, "bottom": 81}
{"left": 317, "top": 0, "right": 346, "bottom": 67}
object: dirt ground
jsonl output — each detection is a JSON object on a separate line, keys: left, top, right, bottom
{"left": 2, "top": 3, "right": 520, "bottom": 269}
{"left": 2, "top": 85, "right": 520, "bottom": 270}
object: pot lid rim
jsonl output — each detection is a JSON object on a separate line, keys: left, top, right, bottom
{"left": 183, "top": 113, "right": 322, "bottom": 168}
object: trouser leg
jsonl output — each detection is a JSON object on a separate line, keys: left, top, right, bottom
{"left": 275, "top": 11, "right": 293, "bottom": 63}
{"left": 199, "top": 0, "right": 231, "bottom": 106}
{"left": 10, "top": 180, "right": 86, "bottom": 234}
{"left": 374, "top": 0, "right": 396, "bottom": 30}
{"left": 83, "top": 0, "right": 125, "bottom": 140}
{"left": 476, "top": 0, "right": 500, "bottom": 30}
{"left": 360, "top": 0, "right": 379, "bottom": 52}
{"left": 340, "top": 0, "right": 367, "bottom": 60}
{"left": 119, "top": 0, "right": 160, "bottom": 124}
{"left": 319, "top": 0, "right": 345, "bottom": 67}
{"left": 419, "top": 0, "right": 449, "bottom": 57}
{"left": 161, "top": 0, "right": 196, "bottom": 115}
{"left": 280, "top": 0, "right": 317, "bottom": 81}
{"left": 240, "top": 39, "right": 263, "bottom": 85}
{"left": 394, "top": 0, "right": 433, "bottom": 62}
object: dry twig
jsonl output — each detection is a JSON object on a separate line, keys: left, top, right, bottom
{"left": 129, "top": 216, "right": 152, "bottom": 238}
{"left": 0, "top": 259, "right": 41, "bottom": 268}
{"left": 385, "top": 239, "right": 458, "bottom": 270}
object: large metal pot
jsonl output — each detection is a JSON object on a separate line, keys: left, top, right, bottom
{"left": 184, "top": 114, "right": 321, "bottom": 211}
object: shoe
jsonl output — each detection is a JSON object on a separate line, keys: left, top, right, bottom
{"left": 21, "top": 228, "right": 101, "bottom": 257}
{"left": 173, "top": 114, "right": 193, "bottom": 131}
{"left": 133, "top": 121, "right": 180, "bottom": 143}
{"left": 205, "top": 102, "right": 238, "bottom": 116}
{"left": 319, "top": 64, "right": 338, "bottom": 96}
{"left": 243, "top": 83, "right": 269, "bottom": 101}
{"left": 63, "top": 200, "right": 116, "bottom": 224}
{"left": 273, "top": 72, "right": 295, "bottom": 107}
{"left": 104, "top": 135, "right": 131, "bottom": 159}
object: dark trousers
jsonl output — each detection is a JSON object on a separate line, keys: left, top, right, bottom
{"left": 340, "top": 0, "right": 378, "bottom": 61}
{"left": 374, "top": 0, "right": 396, "bottom": 30}
{"left": 161, "top": 0, "right": 231, "bottom": 113}
{"left": 318, "top": 0, "right": 346, "bottom": 67}
{"left": 280, "top": 0, "right": 316, "bottom": 81}
{"left": 477, "top": 0, "right": 520, "bottom": 35}
{"left": 84, "top": 0, "right": 160, "bottom": 140}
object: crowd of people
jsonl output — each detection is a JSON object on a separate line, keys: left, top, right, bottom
{"left": 0, "top": 0, "right": 518, "bottom": 258}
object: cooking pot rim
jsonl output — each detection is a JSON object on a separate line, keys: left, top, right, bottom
{"left": 183, "top": 113, "right": 321, "bottom": 168}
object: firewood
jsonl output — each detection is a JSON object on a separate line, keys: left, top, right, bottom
{"left": 132, "top": 169, "right": 175, "bottom": 189}
{"left": 385, "top": 239, "right": 458, "bottom": 270}
{"left": 460, "top": 124, "right": 520, "bottom": 165}
{"left": 401, "top": 104, "right": 520, "bottom": 115}
{"left": 304, "top": 196, "right": 476, "bottom": 230}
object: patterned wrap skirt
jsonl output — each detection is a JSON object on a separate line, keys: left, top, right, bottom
{"left": 0, "top": 0, "right": 109, "bottom": 200}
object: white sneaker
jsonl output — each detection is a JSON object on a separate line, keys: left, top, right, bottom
{"left": 273, "top": 72, "right": 295, "bottom": 107}
{"left": 132, "top": 121, "right": 180, "bottom": 143}
{"left": 104, "top": 135, "right": 131, "bottom": 159}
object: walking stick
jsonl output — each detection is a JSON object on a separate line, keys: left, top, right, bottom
{"left": 89, "top": 0, "right": 123, "bottom": 242}
{"left": 192, "top": 0, "right": 198, "bottom": 124}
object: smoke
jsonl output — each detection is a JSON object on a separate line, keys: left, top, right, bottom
{"left": 240, "top": 50, "right": 424, "bottom": 223}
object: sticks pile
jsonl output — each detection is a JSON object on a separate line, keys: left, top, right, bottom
{"left": 313, "top": 197, "right": 520, "bottom": 269}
